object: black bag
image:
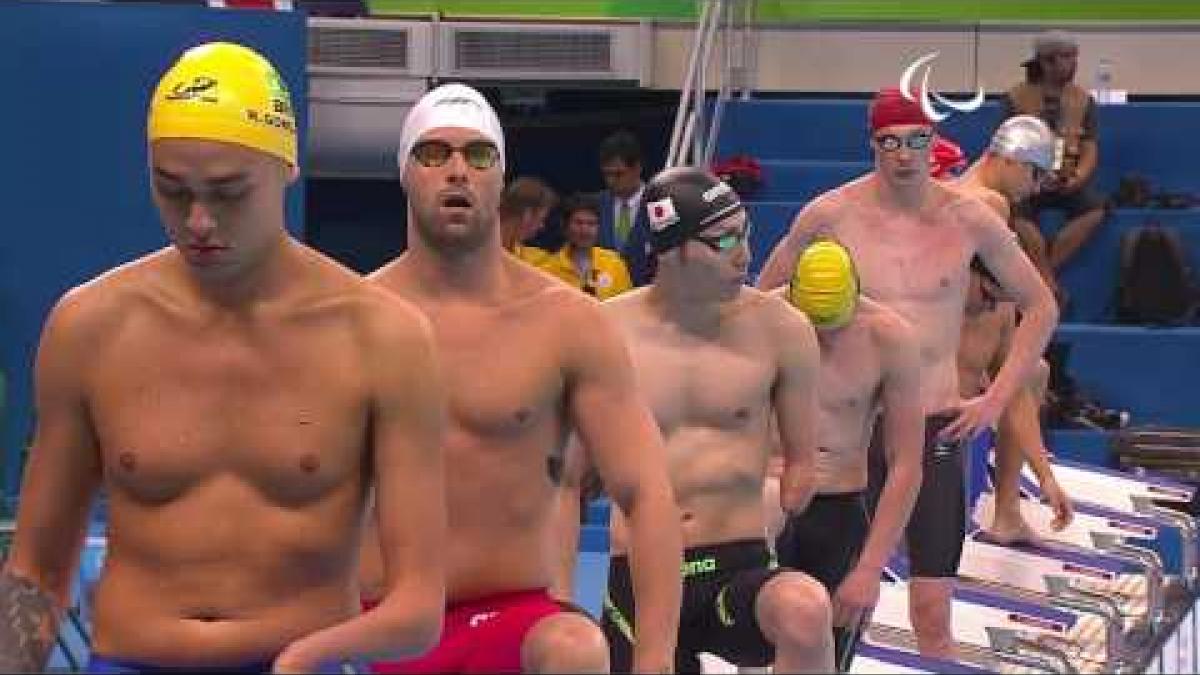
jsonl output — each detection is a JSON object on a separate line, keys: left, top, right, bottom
{"left": 1114, "top": 173, "right": 1153, "bottom": 208}
{"left": 1114, "top": 224, "right": 1199, "bottom": 325}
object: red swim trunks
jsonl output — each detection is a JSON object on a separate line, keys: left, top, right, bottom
{"left": 367, "top": 589, "right": 578, "bottom": 674}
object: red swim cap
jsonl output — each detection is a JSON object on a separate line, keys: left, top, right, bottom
{"left": 930, "top": 135, "right": 967, "bottom": 178}
{"left": 869, "top": 87, "right": 932, "bottom": 132}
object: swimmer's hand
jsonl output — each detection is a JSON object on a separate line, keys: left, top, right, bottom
{"left": 940, "top": 393, "right": 1005, "bottom": 443}
{"left": 832, "top": 565, "right": 879, "bottom": 628}
{"left": 1040, "top": 475, "right": 1074, "bottom": 531}
{"left": 778, "top": 464, "right": 815, "bottom": 515}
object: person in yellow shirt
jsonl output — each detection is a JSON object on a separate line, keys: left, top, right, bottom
{"left": 499, "top": 176, "right": 557, "bottom": 265}
{"left": 541, "top": 194, "right": 633, "bottom": 300}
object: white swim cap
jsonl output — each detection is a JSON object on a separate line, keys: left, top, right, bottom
{"left": 397, "top": 83, "right": 505, "bottom": 180}
{"left": 989, "top": 115, "right": 1059, "bottom": 172}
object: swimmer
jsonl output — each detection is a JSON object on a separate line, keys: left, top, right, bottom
{"left": 757, "top": 87, "right": 1059, "bottom": 658}
{"left": 956, "top": 115, "right": 1061, "bottom": 298}
{"left": 0, "top": 42, "right": 448, "bottom": 673}
{"left": 765, "top": 239, "right": 924, "bottom": 672}
{"left": 360, "top": 83, "right": 682, "bottom": 674}
{"left": 954, "top": 117, "right": 1074, "bottom": 542}
{"left": 557, "top": 167, "right": 834, "bottom": 673}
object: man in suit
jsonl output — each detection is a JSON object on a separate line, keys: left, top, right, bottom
{"left": 597, "top": 130, "right": 654, "bottom": 285}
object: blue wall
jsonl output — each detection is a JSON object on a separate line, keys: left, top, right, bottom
{"left": 0, "top": 1, "right": 307, "bottom": 498}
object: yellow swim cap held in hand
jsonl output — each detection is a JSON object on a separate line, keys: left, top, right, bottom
{"left": 148, "top": 42, "right": 297, "bottom": 166}
{"left": 788, "top": 239, "right": 859, "bottom": 329}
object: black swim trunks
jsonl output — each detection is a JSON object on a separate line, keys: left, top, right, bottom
{"left": 603, "top": 539, "right": 783, "bottom": 673}
{"left": 775, "top": 490, "right": 871, "bottom": 670}
{"left": 868, "top": 411, "right": 966, "bottom": 578}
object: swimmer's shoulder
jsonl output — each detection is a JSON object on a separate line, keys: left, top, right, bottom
{"left": 352, "top": 285, "right": 438, "bottom": 364}
{"left": 972, "top": 187, "right": 1012, "bottom": 221}
{"left": 791, "top": 179, "right": 858, "bottom": 226}
{"left": 942, "top": 182, "right": 1008, "bottom": 232}
{"left": 601, "top": 285, "right": 650, "bottom": 316}
{"left": 365, "top": 254, "right": 409, "bottom": 293}
{"left": 859, "top": 296, "right": 918, "bottom": 356}
{"left": 749, "top": 287, "right": 817, "bottom": 343}
{"left": 40, "top": 249, "right": 178, "bottom": 351}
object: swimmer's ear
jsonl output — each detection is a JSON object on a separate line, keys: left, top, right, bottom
{"left": 286, "top": 163, "right": 300, "bottom": 184}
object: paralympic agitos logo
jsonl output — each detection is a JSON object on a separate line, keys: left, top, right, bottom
{"left": 899, "top": 52, "right": 985, "bottom": 122}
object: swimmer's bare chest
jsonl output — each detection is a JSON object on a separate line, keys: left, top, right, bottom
{"left": 816, "top": 326, "right": 882, "bottom": 453}
{"left": 416, "top": 296, "right": 569, "bottom": 595}
{"left": 830, "top": 210, "right": 974, "bottom": 409}
{"left": 89, "top": 308, "right": 369, "bottom": 507}
{"left": 834, "top": 211, "right": 973, "bottom": 312}
{"left": 629, "top": 316, "right": 775, "bottom": 499}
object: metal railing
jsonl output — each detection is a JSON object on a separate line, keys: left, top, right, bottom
{"left": 665, "top": 0, "right": 757, "bottom": 170}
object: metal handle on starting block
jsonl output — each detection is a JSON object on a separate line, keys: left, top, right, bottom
{"left": 985, "top": 625, "right": 1078, "bottom": 674}
{"left": 1130, "top": 495, "right": 1200, "bottom": 591}
{"left": 1044, "top": 574, "right": 1126, "bottom": 669}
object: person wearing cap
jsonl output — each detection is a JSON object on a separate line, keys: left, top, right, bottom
{"left": 0, "top": 42, "right": 449, "bottom": 672}
{"left": 757, "top": 87, "right": 1058, "bottom": 659}
{"left": 763, "top": 239, "right": 924, "bottom": 672}
{"left": 1004, "top": 30, "right": 1107, "bottom": 274}
{"left": 361, "top": 83, "right": 682, "bottom": 674}
{"left": 952, "top": 117, "right": 1075, "bottom": 545}
{"left": 556, "top": 166, "right": 835, "bottom": 673}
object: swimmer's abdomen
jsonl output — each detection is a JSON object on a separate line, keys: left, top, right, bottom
{"left": 90, "top": 492, "right": 365, "bottom": 664}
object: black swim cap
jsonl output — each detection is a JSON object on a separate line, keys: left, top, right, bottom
{"left": 643, "top": 166, "right": 744, "bottom": 254}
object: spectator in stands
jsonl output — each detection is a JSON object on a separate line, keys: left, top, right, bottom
{"left": 499, "top": 176, "right": 557, "bottom": 266}
{"left": 597, "top": 130, "right": 655, "bottom": 285}
{"left": 1002, "top": 30, "right": 1108, "bottom": 277}
{"left": 540, "top": 193, "right": 632, "bottom": 300}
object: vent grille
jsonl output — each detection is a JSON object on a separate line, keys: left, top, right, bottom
{"left": 309, "top": 26, "right": 409, "bottom": 69}
{"left": 453, "top": 30, "right": 612, "bottom": 72}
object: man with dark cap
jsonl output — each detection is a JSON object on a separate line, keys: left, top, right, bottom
{"left": 556, "top": 166, "right": 835, "bottom": 673}
{"left": 1003, "top": 30, "right": 1108, "bottom": 275}
{"left": 757, "top": 88, "right": 1058, "bottom": 659}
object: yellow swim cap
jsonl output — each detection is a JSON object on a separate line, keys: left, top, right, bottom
{"left": 148, "top": 42, "right": 296, "bottom": 166}
{"left": 788, "top": 239, "right": 859, "bottom": 329}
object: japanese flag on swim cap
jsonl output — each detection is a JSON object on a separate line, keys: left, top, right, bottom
{"left": 644, "top": 166, "right": 744, "bottom": 254}
{"left": 397, "top": 83, "right": 505, "bottom": 180}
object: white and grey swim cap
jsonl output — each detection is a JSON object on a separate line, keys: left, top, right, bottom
{"left": 989, "top": 115, "right": 1059, "bottom": 171}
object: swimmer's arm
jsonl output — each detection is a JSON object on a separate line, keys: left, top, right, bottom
{"left": 549, "top": 439, "right": 587, "bottom": 601}
{"left": 998, "top": 386, "right": 1056, "bottom": 488}
{"left": 1, "top": 294, "right": 102, "bottom": 671}
{"left": 771, "top": 300, "right": 821, "bottom": 514}
{"left": 568, "top": 301, "right": 681, "bottom": 673}
{"left": 756, "top": 199, "right": 831, "bottom": 290}
{"left": 279, "top": 310, "right": 447, "bottom": 669}
{"left": 856, "top": 316, "right": 923, "bottom": 575}
{"left": 993, "top": 329, "right": 1072, "bottom": 528}
{"left": 977, "top": 189, "right": 1012, "bottom": 222}
{"left": 973, "top": 211, "right": 1058, "bottom": 413}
